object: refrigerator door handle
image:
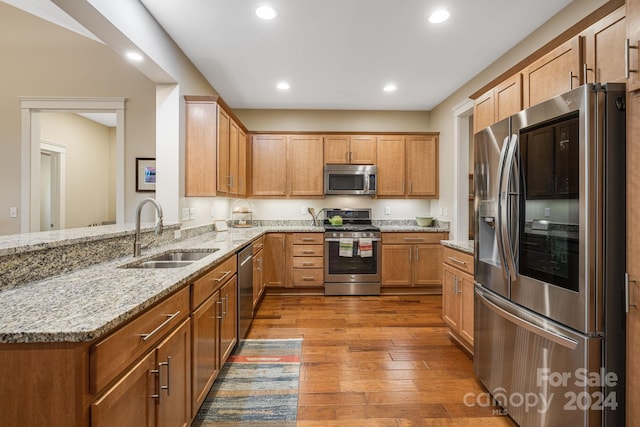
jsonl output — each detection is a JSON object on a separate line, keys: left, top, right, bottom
{"left": 476, "top": 286, "right": 578, "bottom": 350}
{"left": 495, "top": 135, "right": 511, "bottom": 280}
{"left": 498, "top": 134, "right": 518, "bottom": 281}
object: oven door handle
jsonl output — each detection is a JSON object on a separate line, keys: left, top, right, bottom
{"left": 325, "top": 238, "right": 381, "bottom": 242}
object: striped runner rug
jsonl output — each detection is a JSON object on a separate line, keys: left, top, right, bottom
{"left": 193, "top": 339, "right": 302, "bottom": 426}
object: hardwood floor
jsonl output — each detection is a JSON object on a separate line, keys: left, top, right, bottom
{"left": 246, "top": 294, "right": 517, "bottom": 426}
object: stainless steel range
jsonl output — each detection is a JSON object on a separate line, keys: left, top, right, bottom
{"left": 323, "top": 208, "right": 381, "bottom": 295}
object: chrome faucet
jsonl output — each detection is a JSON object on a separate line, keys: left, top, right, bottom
{"left": 133, "top": 198, "right": 164, "bottom": 257}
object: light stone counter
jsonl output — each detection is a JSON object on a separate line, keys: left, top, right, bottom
{"left": 379, "top": 225, "right": 450, "bottom": 233}
{"left": 441, "top": 240, "right": 474, "bottom": 254}
{"left": 0, "top": 227, "right": 280, "bottom": 344}
{"left": 0, "top": 222, "right": 447, "bottom": 344}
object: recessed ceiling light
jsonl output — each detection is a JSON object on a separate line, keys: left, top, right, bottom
{"left": 276, "top": 82, "right": 290, "bottom": 90}
{"left": 383, "top": 84, "right": 397, "bottom": 92}
{"left": 429, "top": 9, "right": 450, "bottom": 24}
{"left": 125, "top": 51, "right": 144, "bottom": 62}
{"left": 256, "top": 5, "right": 278, "bottom": 20}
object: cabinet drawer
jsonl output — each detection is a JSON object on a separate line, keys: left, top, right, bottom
{"left": 90, "top": 286, "right": 190, "bottom": 394}
{"left": 252, "top": 236, "right": 264, "bottom": 255}
{"left": 292, "top": 268, "right": 324, "bottom": 286}
{"left": 192, "top": 255, "right": 237, "bottom": 310}
{"left": 292, "top": 244, "right": 324, "bottom": 257}
{"left": 382, "top": 232, "right": 445, "bottom": 245}
{"left": 443, "top": 247, "right": 474, "bottom": 275}
{"left": 292, "top": 233, "right": 324, "bottom": 244}
{"left": 292, "top": 256, "right": 324, "bottom": 268}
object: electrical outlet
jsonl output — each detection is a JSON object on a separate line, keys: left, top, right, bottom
{"left": 9, "top": 207, "right": 17, "bottom": 218}
{"left": 384, "top": 206, "right": 391, "bottom": 215}
{"left": 441, "top": 207, "right": 448, "bottom": 216}
{"left": 301, "top": 206, "right": 307, "bottom": 215}
{"left": 181, "top": 208, "right": 189, "bottom": 221}
{"left": 544, "top": 208, "right": 551, "bottom": 218}
{"left": 189, "top": 208, "right": 196, "bottom": 220}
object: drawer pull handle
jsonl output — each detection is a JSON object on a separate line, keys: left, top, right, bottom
{"left": 448, "top": 256, "right": 467, "bottom": 266}
{"left": 254, "top": 244, "right": 264, "bottom": 249}
{"left": 213, "top": 270, "right": 232, "bottom": 283}
{"left": 302, "top": 250, "right": 315, "bottom": 254}
{"left": 404, "top": 237, "right": 425, "bottom": 241}
{"left": 301, "top": 238, "right": 316, "bottom": 242}
{"left": 302, "top": 262, "right": 314, "bottom": 266}
{"left": 140, "top": 311, "right": 180, "bottom": 342}
{"left": 302, "top": 277, "right": 315, "bottom": 281}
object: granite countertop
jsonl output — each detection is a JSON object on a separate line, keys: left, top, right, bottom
{"left": 0, "top": 227, "right": 274, "bottom": 344}
{"left": 0, "top": 222, "right": 450, "bottom": 344}
{"left": 0, "top": 222, "right": 182, "bottom": 257}
{"left": 441, "top": 240, "right": 474, "bottom": 254}
{"left": 379, "top": 225, "right": 449, "bottom": 233}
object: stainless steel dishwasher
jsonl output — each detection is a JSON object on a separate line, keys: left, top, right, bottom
{"left": 237, "top": 245, "right": 254, "bottom": 339}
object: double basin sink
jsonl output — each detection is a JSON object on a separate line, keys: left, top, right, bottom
{"left": 123, "top": 249, "right": 219, "bottom": 269}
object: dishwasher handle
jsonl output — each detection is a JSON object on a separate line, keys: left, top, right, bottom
{"left": 240, "top": 254, "right": 253, "bottom": 267}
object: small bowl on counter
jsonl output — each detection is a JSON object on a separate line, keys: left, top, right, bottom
{"left": 416, "top": 216, "right": 433, "bottom": 227}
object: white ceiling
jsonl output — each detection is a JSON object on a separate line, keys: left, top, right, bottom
{"left": 6, "top": 0, "right": 574, "bottom": 111}
{"left": 138, "top": 0, "right": 573, "bottom": 110}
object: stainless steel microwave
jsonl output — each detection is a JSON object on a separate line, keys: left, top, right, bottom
{"left": 324, "top": 164, "right": 377, "bottom": 196}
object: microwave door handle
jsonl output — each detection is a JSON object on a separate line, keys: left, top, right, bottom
{"left": 500, "top": 134, "right": 518, "bottom": 281}
{"left": 495, "top": 135, "right": 511, "bottom": 280}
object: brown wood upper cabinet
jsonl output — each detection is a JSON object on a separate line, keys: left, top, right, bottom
{"left": 217, "top": 108, "right": 248, "bottom": 197}
{"left": 376, "top": 134, "right": 439, "bottom": 198}
{"left": 251, "top": 134, "right": 324, "bottom": 198}
{"left": 184, "top": 98, "right": 217, "bottom": 196}
{"left": 184, "top": 96, "right": 248, "bottom": 197}
{"left": 523, "top": 36, "right": 583, "bottom": 109}
{"left": 473, "top": 6, "right": 626, "bottom": 133}
{"left": 324, "top": 135, "right": 376, "bottom": 164}
{"left": 581, "top": 6, "right": 626, "bottom": 85}
{"left": 473, "top": 73, "right": 523, "bottom": 134}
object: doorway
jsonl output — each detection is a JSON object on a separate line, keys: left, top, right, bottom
{"left": 39, "top": 141, "right": 66, "bottom": 231}
{"left": 20, "top": 97, "right": 125, "bottom": 233}
{"left": 453, "top": 99, "right": 474, "bottom": 241}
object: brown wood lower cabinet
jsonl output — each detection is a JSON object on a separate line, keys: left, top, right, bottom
{"left": 381, "top": 232, "right": 447, "bottom": 293}
{"left": 441, "top": 246, "right": 474, "bottom": 354}
{"left": 190, "top": 255, "right": 237, "bottom": 417}
{"left": 91, "top": 318, "right": 191, "bottom": 427}
{"left": 191, "top": 290, "right": 220, "bottom": 417}
{"left": 290, "top": 233, "right": 324, "bottom": 288}
{"left": 219, "top": 276, "right": 238, "bottom": 362}
{"left": 90, "top": 350, "right": 157, "bottom": 427}
{"left": 264, "top": 233, "right": 289, "bottom": 288}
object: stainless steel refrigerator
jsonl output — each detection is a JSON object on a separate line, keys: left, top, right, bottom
{"left": 474, "top": 83, "right": 626, "bottom": 426}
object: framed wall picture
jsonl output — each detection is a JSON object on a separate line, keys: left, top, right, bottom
{"left": 136, "top": 157, "right": 156, "bottom": 192}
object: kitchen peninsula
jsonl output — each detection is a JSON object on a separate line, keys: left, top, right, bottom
{"left": 0, "top": 219, "right": 448, "bottom": 426}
